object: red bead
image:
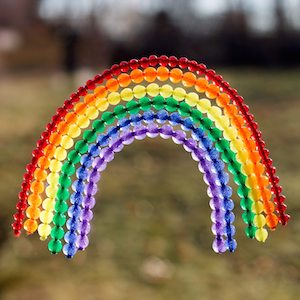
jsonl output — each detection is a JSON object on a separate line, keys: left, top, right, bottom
{"left": 31, "top": 156, "right": 38, "bottom": 165}
{"left": 278, "top": 214, "right": 290, "bottom": 225}
{"left": 102, "top": 69, "right": 112, "bottom": 80}
{"left": 16, "top": 201, "right": 27, "bottom": 210}
{"left": 26, "top": 163, "right": 35, "bottom": 173}
{"left": 205, "top": 69, "right": 216, "bottom": 80}
{"left": 32, "top": 148, "right": 42, "bottom": 158}
{"left": 13, "top": 229, "right": 21, "bottom": 236}
{"left": 129, "top": 59, "right": 139, "bottom": 72}
{"left": 41, "top": 131, "right": 51, "bottom": 140}
{"left": 111, "top": 64, "right": 121, "bottom": 76}
{"left": 36, "top": 139, "right": 47, "bottom": 149}
{"left": 276, "top": 203, "right": 287, "bottom": 212}
{"left": 196, "top": 63, "right": 206, "bottom": 74}
{"left": 158, "top": 55, "right": 168, "bottom": 66}
{"left": 18, "top": 191, "right": 28, "bottom": 200}
{"left": 139, "top": 57, "right": 149, "bottom": 68}
{"left": 63, "top": 100, "right": 73, "bottom": 110}
{"left": 21, "top": 181, "right": 31, "bottom": 190}
{"left": 13, "top": 212, "right": 25, "bottom": 221}
{"left": 77, "top": 86, "right": 87, "bottom": 97}
{"left": 12, "top": 222, "right": 22, "bottom": 231}
{"left": 70, "top": 93, "right": 79, "bottom": 102}
{"left": 46, "top": 122, "right": 56, "bottom": 131}
{"left": 94, "top": 74, "right": 104, "bottom": 84}
{"left": 168, "top": 56, "right": 178, "bottom": 67}
{"left": 23, "top": 173, "right": 33, "bottom": 181}
{"left": 149, "top": 55, "right": 158, "bottom": 67}
{"left": 178, "top": 57, "right": 188, "bottom": 69}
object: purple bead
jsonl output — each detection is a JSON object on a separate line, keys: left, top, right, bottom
{"left": 212, "top": 237, "right": 227, "bottom": 253}
{"left": 86, "top": 181, "right": 97, "bottom": 196}
{"left": 81, "top": 208, "right": 93, "bottom": 221}
{"left": 77, "top": 235, "right": 89, "bottom": 250}
{"left": 83, "top": 195, "right": 96, "bottom": 209}
{"left": 90, "top": 169, "right": 101, "bottom": 182}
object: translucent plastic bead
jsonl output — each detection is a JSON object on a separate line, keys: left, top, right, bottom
{"left": 160, "top": 84, "right": 173, "bottom": 98}
{"left": 185, "top": 92, "right": 199, "bottom": 107}
{"left": 173, "top": 87, "right": 186, "bottom": 101}
{"left": 107, "top": 92, "right": 121, "bottom": 105}
{"left": 146, "top": 83, "right": 160, "bottom": 97}
{"left": 120, "top": 88, "right": 134, "bottom": 101}
{"left": 197, "top": 99, "right": 211, "bottom": 113}
{"left": 38, "top": 224, "right": 51, "bottom": 240}
{"left": 133, "top": 85, "right": 146, "bottom": 98}
{"left": 169, "top": 68, "right": 183, "bottom": 83}
{"left": 255, "top": 228, "right": 268, "bottom": 242}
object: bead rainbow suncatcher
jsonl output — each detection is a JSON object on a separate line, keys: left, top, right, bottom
{"left": 12, "top": 55, "right": 289, "bottom": 258}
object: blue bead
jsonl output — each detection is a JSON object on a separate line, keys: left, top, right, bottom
{"left": 70, "top": 192, "right": 84, "bottom": 205}
{"left": 227, "top": 239, "right": 237, "bottom": 252}
{"left": 169, "top": 112, "right": 181, "bottom": 124}
{"left": 107, "top": 126, "right": 119, "bottom": 138}
{"left": 68, "top": 204, "right": 81, "bottom": 218}
{"left": 131, "top": 114, "right": 142, "bottom": 125}
{"left": 81, "top": 154, "right": 93, "bottom": 168}
{"left": 214, "top": 160, "right": 225, "bottom": 172}
{"left": 222, "top": 185, "right": 233, "bottom": 197}
{"left": 157, "top": 110, "right": 168, "bottom": 123}
{"left": 89, "top": 144, "right": 100, "bottom": 157}
{"left": 218, "top": 171, "right": 229, "bottom": 185}
{"left": 63, "top": 243, "right": 77, "bottom": 258}
{"left": 182, "top": 118, "right": 194, "bottom": 130}
{"left": 224, "top": 211, "right": 235, "bottom": 223}
{"left": 223, "top": 198, "right": 234, "bottom": 210}
{"left": 76, "top": 166, "right": 88, "bottom": 180}
{"left": 118, "top": 118, "right": 131, "bottom": 129}
{"left": 143, "top": 110, "right": 155, "bottom": 121}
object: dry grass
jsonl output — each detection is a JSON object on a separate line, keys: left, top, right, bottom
{"left": 0, "top": 69, "right": 300, "bottom": 300}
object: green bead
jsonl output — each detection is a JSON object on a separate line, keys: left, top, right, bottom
{"left": 102, "top": 111, "right": 115, "bottom": 125}
{"left": 139, "top": 97, "right": 151, "bottom": 111}
{"left": 201, "top": 117, "right": 213, "bottom": 131}
{"left": 245, "top": 225, "right": 257, "bottom": 239}
{"left": 126, "top": 101, "right": 140, "bottom": 114}
{"left": 50, "top": 226, "right": 65, "bottom": 240}
{"left": 191, "top": 110, "right": 203, "bottom": 123}
{"left": 207, "top": 127, "right": 222, "bottom": 141}
{"left": 55, "top": 200, "right": 68, "bottom": 213}
{"left": 62, "top": 162, "right": 75, "bottom": 176}
{"left": 215, "top": 139, "right": 230, "bottom": 152}
{"left": 240, "top": 197, "right": 252, "bottom": 211}
{"left": 59, "top": 174, "right": 72, "bottom": 188}
{"left": 48, "top": 238, "right": 63, "bottom": 254}
{"left": 56, "top": 188, "right": 69, "bottom": 201}
{"left": 114, "top": 105, "right": 127, "bottom": 119}
{"left": 83, "top": 130, "right": 97, "bottom": 143}
{"left": 92, "top": 120, "right": 105, "bottom": 133}
{"left": 152, "top": 95, "right": 165, "bottom": 110}
{"left": 237, "top": 185, "right": 250, "bottom": 198}
{"left": 53, "top": 213, "right": 66, "bottom": 227}
{"left": 242, "top": 210, "right": 254, "bottom": 224}
{"left": 165, "top": 97, "right": 178, "bottom": 112}
{"left": 67, "top": 150, "right": 81, "bottom": 164}
{"left": 178, "top": 101, "right": 191, "bottom": 116}
{"left": 75, "top": 140, "right": 88, "bottom": 154}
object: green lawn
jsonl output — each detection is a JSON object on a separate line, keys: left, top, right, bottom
{"left": 0, "top": 69, "right": 299, "bottom": 300}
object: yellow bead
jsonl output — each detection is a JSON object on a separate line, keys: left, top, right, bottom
{"left": 76, "top": 115, "right": 90, "bottom": 128}
{"left": 252, "top": 200, "right": 264, "bottom": 213}
{"left": 38, "top": 223, "right": 51, "bottom": 240}
{"left": 49, "top": 159, "right": 62, "bottom": 172}
{"left": 160, "top": 84, "right": 173, "bottom": 98}
{"left": 68, "top": 124, "right": 81, "bottom": 138}
{"left": 146, "top": 83, "right": 160, "bottom": 97}
{"left": 173, "top": 87, "right": 186, "bottom": 101}
{"left": 133, "top": 85, "right": 146, "bottom": 98}
{"left": 42, "top": 198, "right": 55, "bottom": 210}
{"left": 236, "top": 150, "right": 249, "bottom": 163}
{"left": 85, "top": 106, "right": 99, "bottom": 120}
{"left": 54, "top": 147, "right": 67, "bottom": 161}
{"left": 40, "top": 210, "right": 54, "bottom": 223}
{"left": 120, "top": 88, "right": 134, "bottom": 101}
{"left": 255, "top": 228, "right": 268, "bottom": 242}
{"left": 47, "top": 172, "right": 59, "bottom": 185}
{"left": 223, "top": 127, "right": 238, "bottom": 141}
{"left": 185, "top": 92, "right": 199, "bottom": 107}
{"left": 61, "top": 135, "right": 74, "bottom": 149}
{"left": 231, "top": 139, "right": 244, "bottom": 152}
{"left": 107, "top": 92, "right": 121, "bottom": 105}
{"left": 253, "top": 214, "right": 266, "bottom": 228}
{"left": 46, "top": 186, "right": 57, "bottom": 198}
{"left": 208, "top": 106, "right": 222, "bottom": 118}
{"left": 197, "top": 98, "right": 211, "bottom": 113}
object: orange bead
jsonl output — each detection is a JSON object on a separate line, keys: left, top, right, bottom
{"left": 195, "top": 78, "right": 208, "bottom": 93}
{"left": 57, "top": 122, "right": 69, "bottom": 135}
{"left": 94, "top": 85, "right": 108, "bottom": 98}
{"left": 34, "top": 168, "right": 47, "bottom": 181}
{"left": 65, "top": 112, "right": 78, "bottom": 124}
{"left": 28, "top": 193, "right": 42, "bottom": 206}
{"left": 37, "top": 156, "right": 50, "bottom": 169}
{"left": 216, "top": 93, "right": 230, "bottom": 107}
{"left": 26, "top": 206, "right": 41, "bottom": 220}
{"left": 266, "top": 213, "right": 278, "bottom": 229}
{"left": 74, "top": 102, "right": 87, "bottom": 114}
{"left": 157, "top": 66, "right": 169, "bottom": 81}
{"left": 182, "top": 72, "right": 196, "bottom": 87}
{"left": 144, "top": 67, "right": 157, "bottom": 82}
{"left": 83, "top": 93, "right": 95, "bottom": 105}
{"left": 106, "top": 78, "right": 119, "bottom": 92}
{"left": 205, "top": 84, "right": 220, "bottom": 99}
{"left": 130, "top": 69, "right": 144, "bottom": 83}
{"left": 118, "top": 73, "right": 131, "bottom": 87}
{"left": 30, "top": 181, "right": 44, "bottom": 194}
{"left": 169, "top": 68, "right": 183, "bottom": 83}
{"left": 43, "top": 144, "right": 56, "bottom": 158}
{"left": 49, "top": 133, "right": 62, "bottom": 146}
{"left": 24, "top": 219, "right": 38, "bottom": 234}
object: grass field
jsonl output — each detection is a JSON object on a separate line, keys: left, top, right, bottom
{"left": 0, "top": 69, "right": 299, "bottom": 300}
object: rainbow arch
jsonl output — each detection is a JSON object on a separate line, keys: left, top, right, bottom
{"left": 12, "top": 55, "right": 289, "bottom": 257}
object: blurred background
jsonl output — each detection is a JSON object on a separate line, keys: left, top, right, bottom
{"left": 0, "top": 0, "right": 300, "bottom": 299}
